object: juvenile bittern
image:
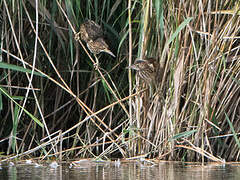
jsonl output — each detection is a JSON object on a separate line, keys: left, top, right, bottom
{"left": 75, "top": 19, "right": 103, "bottom": 42}
{"left": 127, "top": 57, "right": 157, "bottom": 85}
{"left": 127, "top": 57, "right": 159, "bottom": 96}
{"left": 75, "top": 19, "right": 115, "bottom": 69}
{"left": 87, "top": 38, "right": 115, "bottom": 57}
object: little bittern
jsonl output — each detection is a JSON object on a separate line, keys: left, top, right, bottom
{"left": 127, "top": 57, "right": 159, "bottom": 96}
{"left": 75, "top": 19, "right": 115, "bottom": 59}
{"left": 127, "top": 58, "right": 157, "bottom": 85}
{"left": 76, "top": 19, "right": 104, "bottom": 42}
{"left": 87, "top": 38, "right": 115, "bottom": 57}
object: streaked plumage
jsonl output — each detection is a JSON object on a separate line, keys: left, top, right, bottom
{"left": 127, "top": 58, "right": 158, "bottom": 84}
{"left": 75, "top": 19, "right": 115, "bottom": 59}
{"left": 87, "top": 38, "right": 115, "bottom": 57}
{"left": 79, "top": 19, "right": 104, "bottom": 42}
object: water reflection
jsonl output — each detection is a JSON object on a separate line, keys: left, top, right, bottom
{"left": 0, "top": 160, "right": 239, "bottom": 180}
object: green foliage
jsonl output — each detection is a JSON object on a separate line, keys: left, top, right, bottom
{"left": 170, "top": 129, "right": 197, "bottom": 141}
{"left": 225, "top": 113, "right": 240, "bottom": 149}
{"left": 0, "top": 87, "right": 43, "bottom": 128}
{"left": 0, "top": 62, "right": 46, "bottom": 77}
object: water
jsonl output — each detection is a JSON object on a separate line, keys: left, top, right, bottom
{"left": 0, "top": 160, "right": 239, "bottom": 180}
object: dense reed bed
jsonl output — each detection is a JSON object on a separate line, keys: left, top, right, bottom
{"left": 0, "top": 0, "right": 240, "bottom": 162}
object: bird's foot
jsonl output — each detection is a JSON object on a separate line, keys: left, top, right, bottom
{"left": 93, "top": 62, "right": 99, "bottom": 70}
{"left": 75, "top": 32, "right": 80, "bottom": 41}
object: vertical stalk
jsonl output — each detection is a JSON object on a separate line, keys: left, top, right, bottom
{"left": 128, "top": 0, "right": 133, "bottom": 156}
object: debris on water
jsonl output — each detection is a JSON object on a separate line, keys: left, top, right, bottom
{"left": 115, "top": 159, "right": 121, "bottom": 167}
{"left": 34, "top": 163, "right": 42, "bottom": 168}
{"left": 93, "top": 157, "right": 106, "bottom": 163}
{"left": 25, "top": 160, "right": 32, "bottom": 164}
{"left": 9, "top": 162, "right": 15, "bottom": 166}
{"left": 49, "top": 161, "right": 59, "bottom": 169}
{"left": 71, "top": 159, "right": 92, "bottom": 168}
{"left": 73, "top": 159, "right": 90, "bottom": 164}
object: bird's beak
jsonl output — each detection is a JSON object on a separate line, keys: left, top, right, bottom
{"left": 105, "top": 49, "right": 116, "bottom": 58}
{"left": 126, "top": 64, "right": 139, "bottom": 70}
{"left": 135, "top": 59, "right": 146, "bottom": 63}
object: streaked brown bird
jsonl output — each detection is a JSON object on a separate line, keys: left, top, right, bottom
{"left": 75, "top": 19, "right": 115, "bottom": 60}
{"left": 76, "top": 19, "right": 104, "bottom": 42}
{"left": 127, "top": 57, "right": 159, "bottom": 96}
{"left": 127, "top": 57, "right": 158, "bottom": 85}
{"left": 87, "top": 38, "right": 115, "bottom": 57}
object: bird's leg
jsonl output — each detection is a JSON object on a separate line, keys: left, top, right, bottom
{"left": 93, "top": 54, "right": 99, "bottom": 70}
{"left": 74, "top": 32, "right": 80, "bottom": 41}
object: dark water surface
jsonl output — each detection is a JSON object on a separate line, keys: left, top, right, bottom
{"left": 0, "top": 160, "right": 239, "bottom": 180}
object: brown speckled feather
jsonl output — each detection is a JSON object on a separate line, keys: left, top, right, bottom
{"left": 79, "top": 20, "right": 104, "bottom": 42}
